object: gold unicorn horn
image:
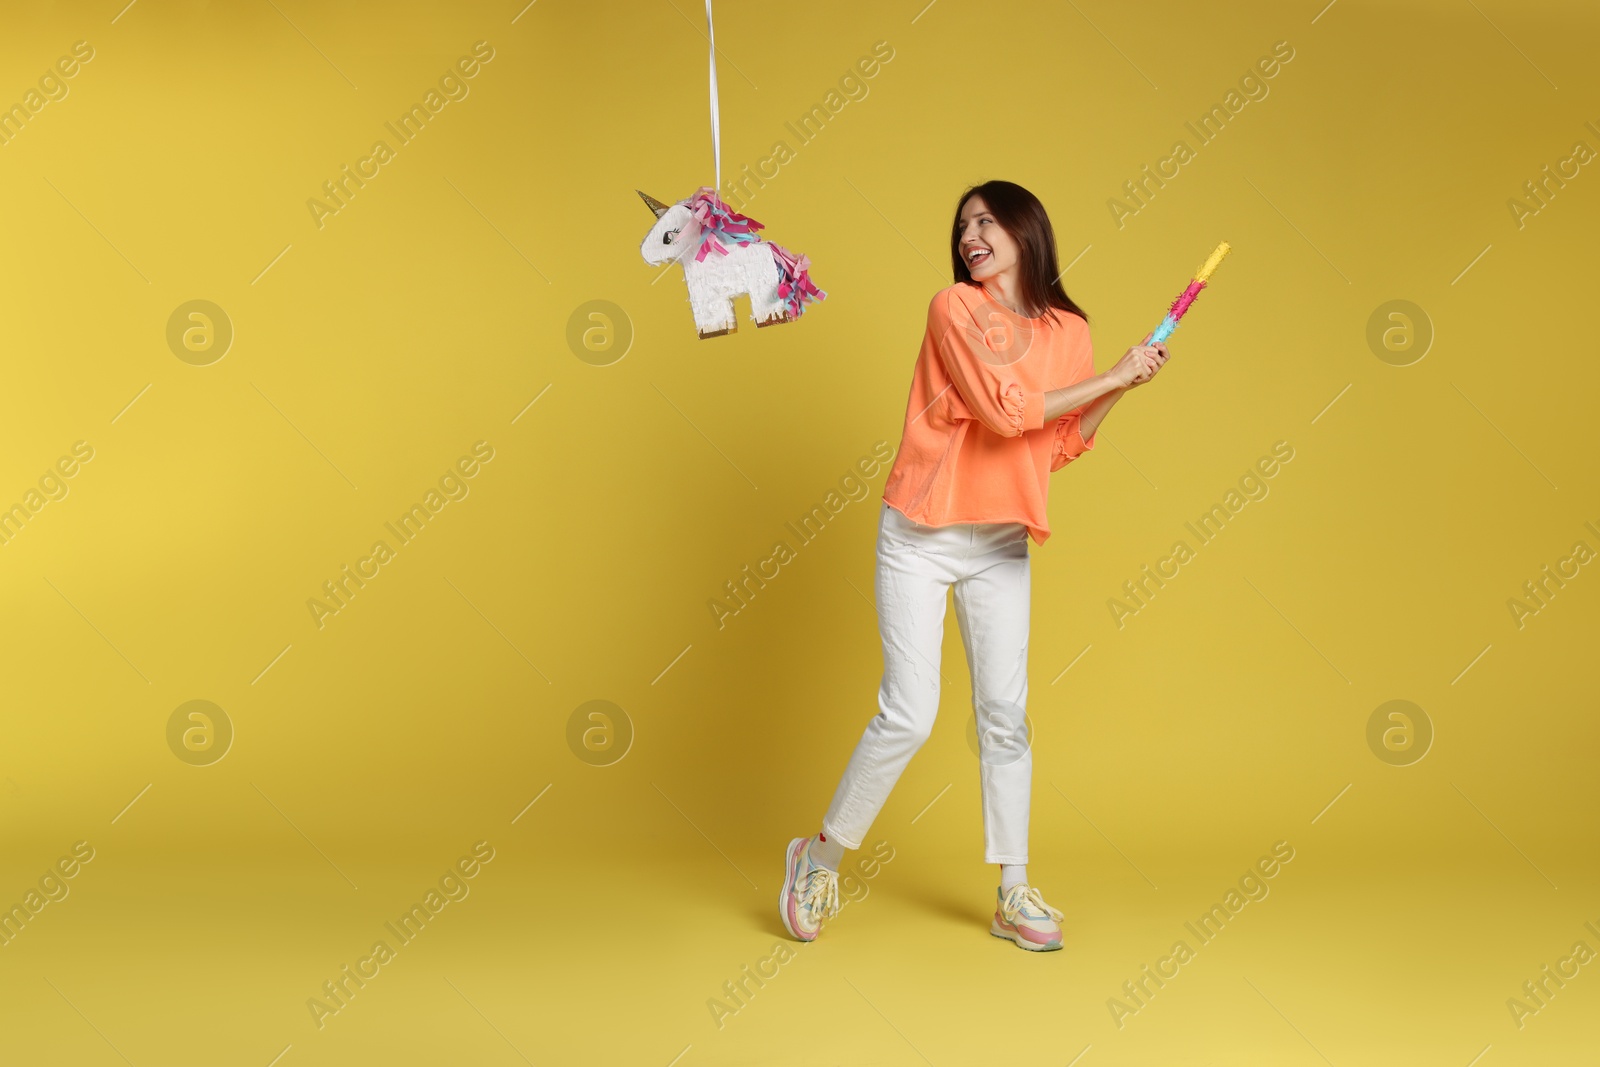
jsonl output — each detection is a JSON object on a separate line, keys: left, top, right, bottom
{"left": 637, "top": 190, "right": 670, "bottom": 219}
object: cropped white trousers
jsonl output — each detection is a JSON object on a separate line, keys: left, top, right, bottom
{"left": 822, "top": 500, "right": 1034, "bottom": 865}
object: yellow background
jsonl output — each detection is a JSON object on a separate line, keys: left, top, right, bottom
{"left": 1, "top": 0, "right": 1596, "bottom": 1063}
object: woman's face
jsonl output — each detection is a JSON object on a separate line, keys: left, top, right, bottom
{"left": 956, "top": 195, "right": 1018, "bottom": 280}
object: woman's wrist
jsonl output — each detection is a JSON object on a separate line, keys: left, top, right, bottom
{"left": 1079, "top": 384, "right": 1124, "bottom": 440}
{"left": 1042, "top": 371, "right": 1126, "bottom": 423}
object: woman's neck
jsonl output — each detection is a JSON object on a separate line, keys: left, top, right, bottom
{"left": 980, "top": 271, "right": 1031, "bottom": 317}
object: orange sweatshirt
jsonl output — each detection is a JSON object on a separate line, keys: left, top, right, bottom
{"left": 881, "top": 280, "right": 1100, "bottom": 546}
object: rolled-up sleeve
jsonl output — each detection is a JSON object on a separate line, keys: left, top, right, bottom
{"left": 929, "top": 290, "right": 1045, "bottom": 438}
{"left": 1050, "top": 407, "right": 1098, "bottom": 471}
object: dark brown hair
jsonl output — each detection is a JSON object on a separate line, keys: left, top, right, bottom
{"left": 950, "top": 180, "right": 1089, "bottom": 326}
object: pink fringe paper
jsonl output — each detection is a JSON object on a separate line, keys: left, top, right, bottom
{"left": 682, "top": 186, "right": 766, "bottom": 263}
{"left": 768, "top": 240, "right": 827, "bottom": 320}
{"left": 1168, "top": 279, "right": 1207, "bottom": 321}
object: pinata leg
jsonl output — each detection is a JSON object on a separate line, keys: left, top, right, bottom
{"left": 695, "top": 300, "right": 737, "bottom": 339}
{"left": 688, "top": 286, "right": 738, "bottom": 339}
{"left": 754, "top": 301, "right": 791, "bottom": 327}
{"left": 753, "top": 290, "right": 791, "bottom": 326}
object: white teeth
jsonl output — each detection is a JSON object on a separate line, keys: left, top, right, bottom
{"left": 968, "top": 248, "right": 989, "bottom": 262}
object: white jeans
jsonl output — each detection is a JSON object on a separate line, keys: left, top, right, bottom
{"left": 822, "top": 500, "right": 1034, "bottom": 865}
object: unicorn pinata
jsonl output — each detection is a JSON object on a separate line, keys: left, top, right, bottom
{"left": 637, "top": 187, "right": 826, "bottom": 339}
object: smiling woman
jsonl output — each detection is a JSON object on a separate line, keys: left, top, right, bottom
{"left": 782, "top": 179, "right": 1172, "bottom": 952}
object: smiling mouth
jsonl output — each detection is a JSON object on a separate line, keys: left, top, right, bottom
{"left": 966, "top": 248, "right": 991, "bottom": 266}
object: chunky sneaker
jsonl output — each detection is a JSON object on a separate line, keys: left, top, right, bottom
{"left": 991, "top": 883, "right": 1064, "bottom": 951}
{"left": 779, "top": 836, "right": 841, "bottom": 941}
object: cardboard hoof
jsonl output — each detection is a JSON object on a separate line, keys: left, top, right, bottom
{"left": 755, "top": 312, "right": 792, "bottom": 328}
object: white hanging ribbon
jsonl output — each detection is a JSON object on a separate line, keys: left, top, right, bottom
{"left": 706, "top": 0, "right": 720, "bottom": 192}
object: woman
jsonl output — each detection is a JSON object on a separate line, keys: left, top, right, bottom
{"left": 779, "top": 180, "right": 1168, "bottom": 951}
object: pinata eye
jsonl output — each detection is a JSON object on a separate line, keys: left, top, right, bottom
{"left": 664, "top": 229, "right": 680, "bottom": 244}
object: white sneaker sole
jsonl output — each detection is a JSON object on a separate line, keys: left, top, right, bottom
{"left": 779, "top": 837, "right": 815, "bottom": 942}
{"left": 990, "top": 919, "right": 1063, "bottom": 951}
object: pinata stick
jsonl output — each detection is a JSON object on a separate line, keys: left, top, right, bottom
{"left": 1147, "top": 241, "right": 1231, "bottom": 345}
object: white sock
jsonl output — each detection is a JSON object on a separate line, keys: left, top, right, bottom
{"left": 1000, "top": 864, "right": 1027, "bottom": 893}
{"left": 809, "top": 832, "right": 844, "bottom": 871}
